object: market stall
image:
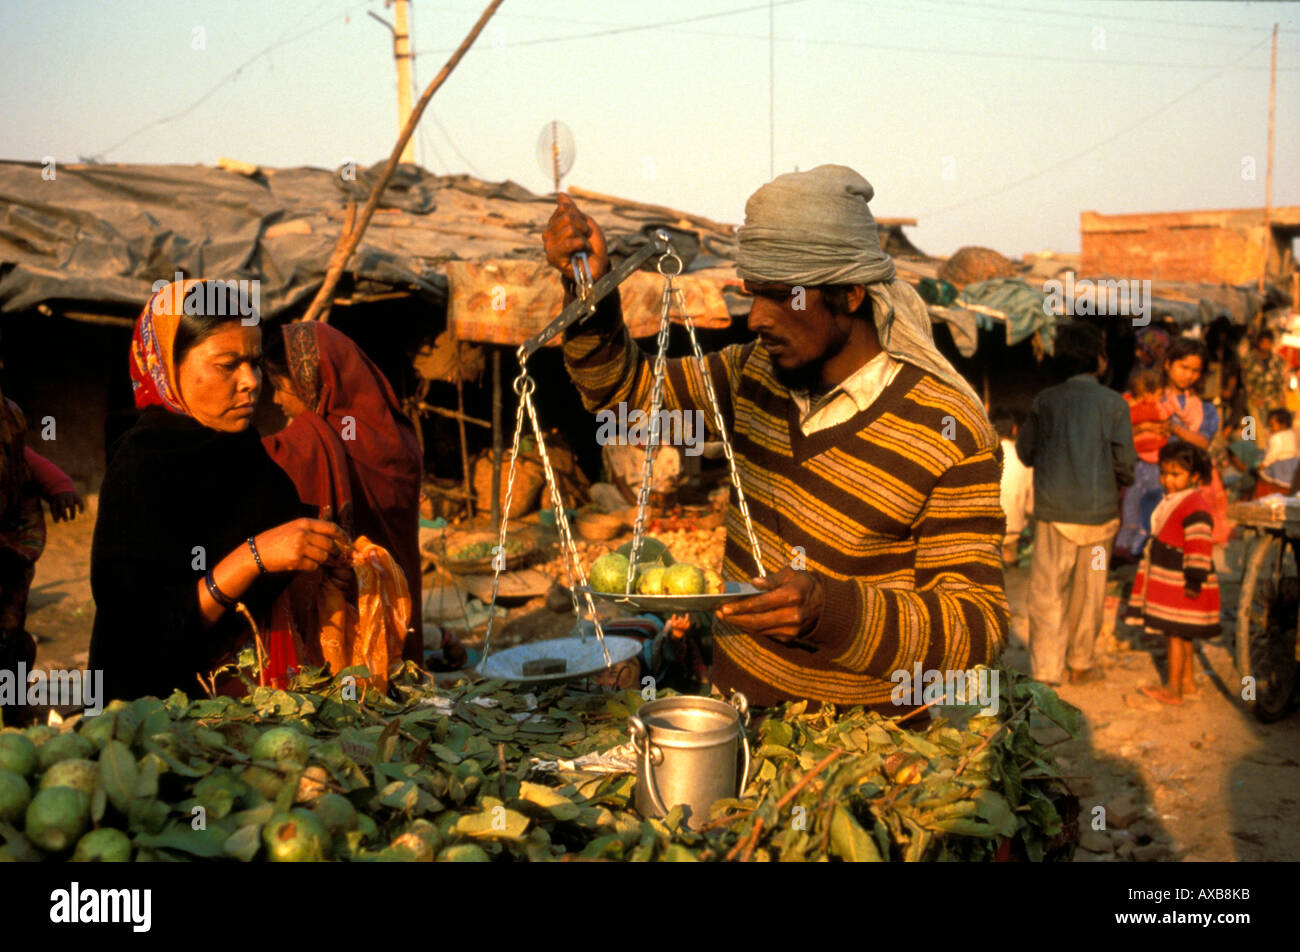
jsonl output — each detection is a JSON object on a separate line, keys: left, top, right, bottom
{"left": 0, "top": 664, "right": 1078, "bottom": 862}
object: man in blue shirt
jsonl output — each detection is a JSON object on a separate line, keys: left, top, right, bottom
{"left": 1017, "top": 322, "right": 1136, "bottom": 685}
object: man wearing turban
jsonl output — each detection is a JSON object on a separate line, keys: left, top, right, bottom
{"left": 543, "top": 166, "right": 1008, "bottom": 711}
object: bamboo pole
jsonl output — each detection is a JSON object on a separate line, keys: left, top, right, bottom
{"left": 491, "top": 349, "right": 502, "bottom": 533}
{"left": 417, "top": 402, "right": 490, "bottom": 429}
{"left": 303, "top": 0, "right": 506, "bottom": 323}
{"left": 457, "top": 378, "right": 474, "bottom": 519}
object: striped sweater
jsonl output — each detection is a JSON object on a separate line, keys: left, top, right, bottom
{"left": 1128, "top": 489, "right": 1221, "bottom": 639}
{"left": 563, "top": 296, "right": 1009, "bottom": 709}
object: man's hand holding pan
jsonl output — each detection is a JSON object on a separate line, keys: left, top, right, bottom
{"left": 715, "top": 566, "right": 825, "bottom": 642}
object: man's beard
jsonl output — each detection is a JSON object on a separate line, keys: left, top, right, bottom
{"left": 772, "top": 358, "right": 824, "bottom": 394}
{"left": 769, "top": 314, "right": 855, "bottom": 395}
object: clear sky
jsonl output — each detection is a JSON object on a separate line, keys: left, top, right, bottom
{"left": 2, "top": 0, "right": 1297, "bottom": 258}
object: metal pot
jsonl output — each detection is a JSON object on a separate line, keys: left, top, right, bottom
{"left": 628, "top": 693, "right": 750, "bottom": 829}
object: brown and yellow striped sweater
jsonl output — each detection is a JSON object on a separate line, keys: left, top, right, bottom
{"left": 562, "top": 297, "right": 1009, "bottom": 710}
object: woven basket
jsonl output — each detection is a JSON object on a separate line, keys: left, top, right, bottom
{"left": 938, "top": 246, "right": 1018, "bottom": 288}
{"left": 472, "top": 451, "right": 544, "bottom": 518}
{"left": 576, "top": 510, "right": 625, "bottom": 541}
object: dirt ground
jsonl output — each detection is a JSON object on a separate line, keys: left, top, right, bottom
{"left": 1004, "top": 552, "right": 1300, "bottom": 862}
{"left": 23, "top": 500, "right": 1300, "bottom": 861}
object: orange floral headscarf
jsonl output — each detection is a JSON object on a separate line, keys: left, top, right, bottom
{"left": 129, "top": 279, "right": 201, "bottom": 413}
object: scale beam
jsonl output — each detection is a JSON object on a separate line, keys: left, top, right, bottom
{"left": 517, "top": 231, "right": 674, "bottom": 358}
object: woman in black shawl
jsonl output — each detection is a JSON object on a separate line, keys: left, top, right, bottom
{"left": 89, "top": 280, "right": 349, "bottom": 701}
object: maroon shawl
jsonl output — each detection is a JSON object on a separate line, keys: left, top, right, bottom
{"left": 263, "top": 323, "right": 423, "bottom": 659}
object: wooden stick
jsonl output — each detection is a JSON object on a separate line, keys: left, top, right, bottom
{"left": 302, "top": 0, "right": 507, "bottom": 323}
{"left": 307, "top": 200, "right": 356, "bottom": 325}
{"left": 235, "top": 603, "right": 268, "bottom": 687}
{"left": 696, "top": 809, "right": 753, "bottom": 832}
{"left": 894, "top": 697, "right": 946, "bottom": 723}
{"left": 457, "top": 379, "right": 475, "bottom": 520}
{"left": 955, "top": 699, "right": 1032, "bottom": 777}
{"left": 419, "top": 402, "right": 491, "bottom": 428}
{"left": 195, "top": 673, "right": 215, "bottom": 700}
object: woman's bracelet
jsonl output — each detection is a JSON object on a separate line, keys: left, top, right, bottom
{"left": 204, "top": 569, "right": 239, "bottom": 610}
{"left": 247, "top": 536, "right": 267, "bottom": 574}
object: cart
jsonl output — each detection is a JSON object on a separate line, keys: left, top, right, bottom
{"left": 1228, "top": 499, "right": 1300, "bottom": 721}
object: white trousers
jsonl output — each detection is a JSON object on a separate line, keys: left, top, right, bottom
{"left": 1027, "top": 521, "right": 1117, "bottom": 682}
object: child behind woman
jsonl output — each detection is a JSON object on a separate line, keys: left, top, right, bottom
{"left": 991, "top": 408, "right": 1032, "bottom": 565}
{"left": 1128, "top": 442, "right": 1221, "bottom": 704}
{"left": 1256, "top": 408, "right": 1299, "bottom": 494}
{"left": 1126, "top": 368, "right": 1170, "bottom": 464}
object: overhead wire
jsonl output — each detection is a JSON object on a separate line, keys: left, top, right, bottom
{"left": 841, "top": 0, "right": 1300, "bottom": 49}
{"left": 96, "top": 0, "right": 378, "bottom": 159}
{"left": 415, "top": 0, "right": 816, "bottom": 54}
{"left": 414, "top": 7, "right": 1296, "bottom": 71}
{"left": 914, "top": 33, "right": 1276, "bottom": 220}
{"left": 905, "top": 0, "right": 1300, "bottom": 35}
{"left": 408, "top": 1, "right": 480, "bottom": 177}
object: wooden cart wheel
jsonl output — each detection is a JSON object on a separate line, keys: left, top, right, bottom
{"left": 1236, "top": 532, "right": 1300, "bottom": 722}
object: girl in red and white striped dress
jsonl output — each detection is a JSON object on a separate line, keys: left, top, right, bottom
{"left": 1129, "top": 442, "right": 1221, "bottom": 705}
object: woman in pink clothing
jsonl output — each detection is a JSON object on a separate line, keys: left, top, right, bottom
{"left": 1158, "top": 340, "right": 1229, "bottom": 546}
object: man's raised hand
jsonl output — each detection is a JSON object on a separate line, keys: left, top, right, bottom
{"left": 543, "top": 194, "right": 610, "bottom": 283}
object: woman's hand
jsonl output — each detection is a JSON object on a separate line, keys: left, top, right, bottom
{"left": 252, "top": 519, "right": 350, "bottom": 573}
{"left": 1170, "top": 422, "right": 1210, "bottom": 449}
{"left": 715, "top": 566, "right": 825, "bottom": 642}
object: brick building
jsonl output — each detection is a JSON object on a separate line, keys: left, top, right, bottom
{"left": 1080, "top": 207, "right": 1300, "bottom": 285}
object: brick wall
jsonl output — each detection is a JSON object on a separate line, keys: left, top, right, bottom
{"left": 1081, "top": 223, "right": 1274, "bottom": 283}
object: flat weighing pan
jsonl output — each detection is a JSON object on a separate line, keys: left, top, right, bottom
{"left": 476, "top": 635, "right": 643, "bottom": 683}
{"left": 584, "top": 581, "right": 761, "bottom": 613}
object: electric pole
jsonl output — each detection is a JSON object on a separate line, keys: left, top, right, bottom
{"left": 1261, "top": 22, "right": 1277, "bottom": 292}
{"left": 370, "top": 0, "right": 416, "bottom": 164}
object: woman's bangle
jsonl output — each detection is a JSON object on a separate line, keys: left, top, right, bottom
{"left": 204, "top": 569, "right": 238, "bottom": 610}
{"left": 247, "top": 536, "right": 267, "bottom": 574}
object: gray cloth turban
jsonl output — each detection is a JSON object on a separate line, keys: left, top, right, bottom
{"left": 736, "top": 165, "right": 989, "bottom": 429}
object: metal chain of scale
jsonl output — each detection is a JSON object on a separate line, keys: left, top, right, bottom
{"left": 479, "top": 240, "right": 769, "bottom": 670}
{"left": 671, "top": 283, "right": 767, "bottom": 580}
{"left": 624, "top": 251, "right": 767, "bottom": 589}
{"left": 480, "top": 362, "right": 612, "bottom": 669}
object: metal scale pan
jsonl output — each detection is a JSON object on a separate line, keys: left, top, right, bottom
{"left": 477, "top": 635, "right": 642, "bottom": 683}
{"left": 584, "top": 581, "right": 762, "bottom": 614}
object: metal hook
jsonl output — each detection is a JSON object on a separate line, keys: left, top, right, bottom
{"left": 656, "top": 251, "right": 683, "bottom": 278}
{"left": 513, "top": 373, "right": 536, "bottom": 398}
{"left": 570, "top": 252, "right": 594, "bottom": 303}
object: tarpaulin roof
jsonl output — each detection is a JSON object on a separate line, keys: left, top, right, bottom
{"left": 0, "top": 160, "right": 742, "bottom": 318}
{"left": 0, "top": 160, "right": 941, "bottom": 329}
